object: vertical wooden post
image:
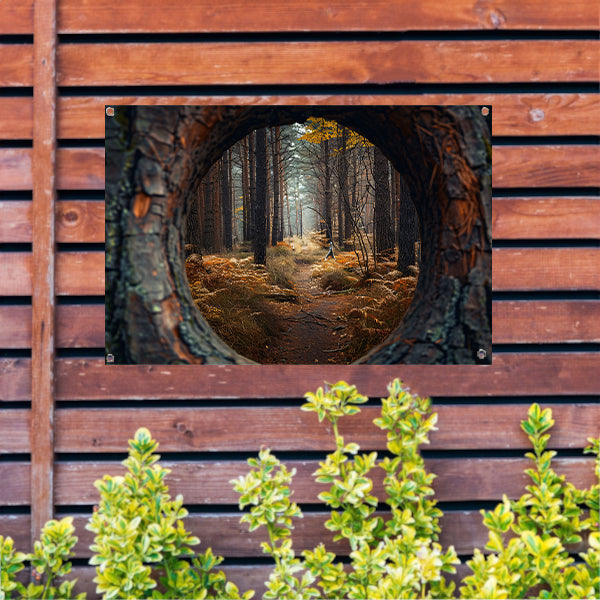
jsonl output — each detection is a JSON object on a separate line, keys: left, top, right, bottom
{"left": 31, "top": 0, "right": 57, "bottom": 547}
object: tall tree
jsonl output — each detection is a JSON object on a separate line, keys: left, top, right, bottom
{"left": 395, "top": 170, "right": 420, "bottom": 273}
{"left": 221, "top": 150, "right": 232, "bottom": 250}
{"left": 373, "top": 146, "right": 395, "bottom": 254}
{"left": 253, "top": 128, "right": 268, "bottom": 265}
{"left": 337, "top": 125, "right": 349, "bottom": 246}
{"left": 240, "top": 137, "right": 250, "bottom": 241}
{"left": 248, "top": 130, "right": 256, "bottom": 242}
{"left": 270, "top": 126, "right": 281, "bottom": 246}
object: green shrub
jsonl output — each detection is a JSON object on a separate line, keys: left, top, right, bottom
{"left": 232, "top": 380, "right": 599, "bottom": 599}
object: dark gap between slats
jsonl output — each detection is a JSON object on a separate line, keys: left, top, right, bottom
{"left": 493, "top": 187, "right": 600, "bottom": 197}
{"left": 55, "top": 348, "right": 106, "bottom": 358}
{"left": 57, "top": 295, "right": 105, "bottom": 305}
{"left": 0, "top": 350, "right": 32, "bottom": 358}
{"left": 58, "top": 82, "right": 600, "bottom": 96}
{"left": 493, "top": 135, "right": 600, "bottom": 146}
{"left": 0, "top": 35, "right": 33, "bottom": 44}
{"left": 56, "top": 30, "right": 600, "bottom": 43}
{"left": 493, "top": 343, "right": 600, "bottom": 353}
{"left": 0, "top": 243, "right": 32, "bottom": 252}
{"left": 0, "top": 192, "right": 33, "bottom": 200}
{"left": 493, "top": 239, "right": 600, "bottom": 248}
{"left": 57, "top": 242, "right": 105, "bottom": 252}
{"left": 0, "top": 140, "right": 33, "bottom": 148}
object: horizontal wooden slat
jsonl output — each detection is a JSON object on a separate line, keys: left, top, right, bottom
{"left": 5, "top": 247, "right": 596, "bottom": 297}
{"left": 56, "top": 200, "right": 105, "bottom": 242}
{"left": 0, "top": 45, "right": 33, "bottom": 87}
{"left": 494, "top": 145, "right": 600, "bottom": 188}
{"left": 53, "top": 404, "right": 599, "bottom": 453}
{"left": 52, "top": 93, "right": 600, "bottom": 139}
{"left": 57, "top": 41, "right": 599, "bottom": 86}
{"left": 493, "top": 247, "right": 599, "bottom": 291}
{"left": 493, "top": 197, "right": 600, "bottom": 239}
{"left": 50, "top": 457, "right": 596, "bottom": 506}
{"left": 0, "top": 99, "right": 33, "bottom": 140}
{"left": 493, "top": 300, "right": 600, "bottom": 343}
{"left": 0, "top": 462, "right": 30, "bottom": 505}
{"left": 0, "top": 200, "right": 104, "bottom": 243}
{"left": 59, "top": 0, "right": 600, "bottom": 33}
{"left": 4, "top": 0, "right": 598, "bottom": 34}
{"left": 0, "top": 304, "right": 105, "bottom": 349}
{"left": 0, "top": 410, "right": 29, "bottom": 453}
{"left": 3, "top": 353, "right": 599, "bottom": 403}
{"left": 0, "top": 252, "right": 104, "bottom": 296}
{"left": 4, "top": 145, "right": 596, "bottom": 192}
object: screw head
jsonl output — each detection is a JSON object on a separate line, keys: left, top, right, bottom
{"left": 106, "top": 106, "right": 115, "bottom": 116}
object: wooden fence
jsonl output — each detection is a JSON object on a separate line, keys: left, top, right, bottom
{"left": 0, "top": 0, "right": 598, "bottom": 596}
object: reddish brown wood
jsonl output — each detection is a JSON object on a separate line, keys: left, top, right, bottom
{"left": 56, "top": 200, "right": 105, "bottom": 242}
{"left": 48, "top": 354, "right": 600, "bottom": 401}
{"left": 0, "top": 149, "right": 33, "bottom": 190}
{"left": 54, "top": 94, "right": 600, "bottom": 139}
{"left": 53, "top": 404, "right": 600, "bottom": 453}
{"left": 494, "top": 145, "right": 600, "bottom": 188}
{"left": 31, "top": 0, "right": 58, "bottom": 548}
{"left": 0, "top": 201, "right": 32, "bottom": 242}
{"left": 493, "top": 248, "right": 600, "bottom": 291}
{"left": 0, "top": 45, "right": 33, "bottom": 86}
{"left": 1, "top": 462, "right": 30, "bottom": 506}
{"left": 494, "top": 300, "right": 600, "bottom": 343}
{"left": 0, "top": 359, "right": 31, "bottom": 402}
{"left": 56, "top": 252, "right": 105, "bottom": 295}
{"left": 5, "top": 0, "right": 599, "bottom": 34}
{"left": 0, "top": 253, "right": 32, "bottom": 296}
{"left": 56, "top": 148, "right": 104, "bottom": 190}
{"left": 0, "top": 98, "right": 33, "bottom": 139}
{"left": 51, "top": 456, "right": 595, "bottom": 506}
{"left": 0, "top": 306, "right": 33, "bottom": 348}
{"left": 57, "top": 41, "right": 598, "bottom": 86}
{"left": 0, "top": 410, "right": 30, "bottom": 453}
{"left": 493, "top": 197, "right": 600, "bottom": 239}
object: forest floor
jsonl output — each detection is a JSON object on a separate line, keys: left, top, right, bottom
{"left": 185, "top": 235, "right": 417, "bottom": 364}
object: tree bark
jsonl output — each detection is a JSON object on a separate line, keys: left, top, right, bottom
{"left": 253, "top": 127, "right": 268, "bottom": 265}
{"left": 373, "top": 146, "right": 394, "bottom": 254}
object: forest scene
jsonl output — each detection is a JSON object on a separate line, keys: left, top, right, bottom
{"left": 183, "top": 119, "right": 421, "bottom": 364}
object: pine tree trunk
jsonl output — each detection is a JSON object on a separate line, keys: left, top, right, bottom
{"left": 253, "top": 128, "right": 268, "bottom": 265}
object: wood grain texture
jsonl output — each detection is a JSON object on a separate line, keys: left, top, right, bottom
{"left": 0, "top": 149, "right": 32, "bottom": 190}
{"left": 56, "top": 200, "right": 105, "bottom": 242}
{"left": 494, "top": 145, "right": 600, "bottom": 188}
{"left": 51, "top": 93, "right": 600, "bottom": 139}
{"left": 53, "top": 404, "right": 600, "bottom": 453}
{"left": 0, "top": 98, "right": 33, "bottom": 140}
{"left": 56, "top": 0, "right": 599, "bottom": 33}
{"left": 48, "top": 354, "right": 600, "bottom": 400}
{"left": 493, "top": 248, "right": 600, "bottom": 291}
{"left": 5, "top": 0, "right": 598, "bottom": 34}
{"left": 0, "top": 410, "right": 30, "bottom": 453}
{"left": 57, "top": 41, "right": 599, "bottom": 86}
{"left": 493, "top": 197, "right": 600, "bottom": 239}
{"left": 56, "top": 148, "right": 104, "bottom": 190}
{"left": 48, "top": 457, "right": 595, "bottom": 506}
{"left": 0, "top": 45, "right": 33, "bottom": 86}
{"left": 0, "top": 201, "right": 32, "bottom": 242}
{"left": 0, "top": 252, "right": 104, "bottom": 296}
{"left": 31, "top": 0, "right": 58, "bottom": 544}
{"left": 493, "top": 300, "right": 600, "bottom": 343}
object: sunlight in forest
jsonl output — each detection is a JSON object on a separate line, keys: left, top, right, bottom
{"left": 184, "top": 119, "right": 421, "bottom": 364}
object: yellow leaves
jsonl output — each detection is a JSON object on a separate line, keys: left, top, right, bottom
{"left": 297, "top": 117, "right": 373, "bottom": 149}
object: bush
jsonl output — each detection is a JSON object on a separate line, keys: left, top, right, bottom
{"left": 232, "top": 380, "right": 599, "bottom": 599}
{"left": 317, "top": 267, "right": 357, "bottom": 291}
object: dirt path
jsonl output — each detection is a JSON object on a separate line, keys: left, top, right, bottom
{"left": 264, "top": 261, "right": 356, "bottom": 364}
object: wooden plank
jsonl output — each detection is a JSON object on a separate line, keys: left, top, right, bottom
{"left": 493, "top": 197, "right": 600, "bottom": 239}
{"left": 6, "top": 0, "right": 599, "bottom": 34}
{"left": 0, "top": 45, "right": 33, "bottom": 87}
{"left": 1, "top": 462, "right": 30, "bottom": 506}
{"left": 57, "top": 252, "right": 105, "bottom": 295}
{"left": 50, "top": 353, "right": 600, "bottom": 400}
{"left": 53, "top": 404, "right": 600, "bottom": 453}
{"left": 52, "top": 457, "right": 595, "bottom": 506}
{"left": 0, "top": 98, "right": 33, "bottom": 140}
{"left": 0, "top": 0, "right": 33, "bottom": 34}
{"left": 52, "top": 93, "right": 600, "bottom": 139}
{"left": 0, "top": 304, "right": 104, "bottom": 349}
{"left": 493, "top": 300, "right": 600, "bottom": 343}
{"left": 0, "top": 253, "right": 32, "bottom": 295}
{"left": 0, "top": 200, "right": 104, "bottom": 243}
{"left": 31, "top": 0, "right": 57, "bottom": 547}
{"left": 494, "top": 145, "right": 600, "bottom": 188}
{"left": 0, "top": 410, "right": 30, "bottom": 453}
{"left": 56, "top": 0, "right": 599, "bottom": 33}
{"left": 57, "top": 41, "right": 599, "bottom": 86}
{"left": 0, "top": 149, "right": 32, "bottom": 190}
{"left": 0, "top": 201, "right": 32, "bottom": 242}
{"left": 56, "top": 200, "right": 105, "bottom": 242}
{"left": 493, "top": 248, "right": 600, "bottom": 291}
{"left": 56, "top": 148, "right": 104, "bottom": 190}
